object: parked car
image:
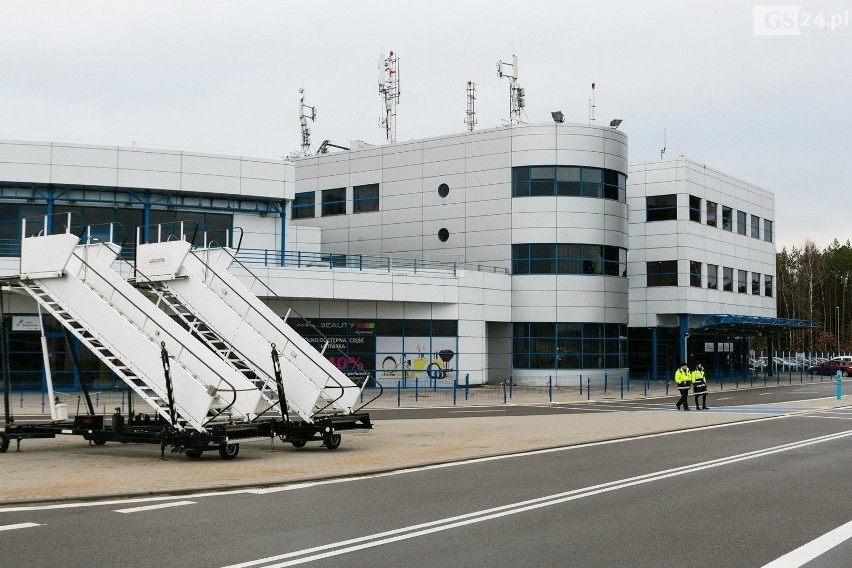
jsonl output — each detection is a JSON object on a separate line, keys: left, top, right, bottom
{"left": 807, "top": 356, "right": 852, "bottom": 377}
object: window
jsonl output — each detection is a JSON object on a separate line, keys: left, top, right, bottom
{"left": 512, "top": 243, "right": 626, "bottom": 276}
{"left": 646, "top": 194, "right": 677, "bottom": 222}
{"left": 292, "top": 191, "right": 315, "bottom": 219}
{"left": 689, "top": 195, "right": 701, "bottom": 222}
{"left": 707, "top": 201, "right": 717, "bottom": 227}
{"left": 738, "top": 269, "right": 748, "bottom": 293}
{"left": 707, "top": 264, "right": 719, "bottom": 290}
{"left": 750, "top": 215, "right": 760, "bottom": 239}
{"left": 353, "top": 183, "right": 379, "bottom": 213}
{"left": 723, "top": 267, "right": 733, "bottom": 291}
{"left": 321, "top": 187, "right": 346, "bottom": 216}
{"left": 689, "top": 261, "right": 702, "bottom": 287}
{"left": 764, "top": 274, "right": 774, "bottom": 297}
{"left": 647, "top": 260, "right": 678, "bottom": 287}
{"left": 513, "top": 322, "right": 627, "bottom": 369}
{"left": 737, "top": 211, "right": 747, "bottom": 235}
{"left": 722, "top": 206, "right": 733, "bottom": 231}
{"left": 764, "top": 219, "right": 773, "bottom": 242}
{"left": 511, "top": 166, "right": 625, "bottom": 202}
{"left": 751, "top": 272, "right": 761, "bottom": 295}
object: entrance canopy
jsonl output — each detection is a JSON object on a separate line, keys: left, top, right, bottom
{"left": 686, "top": 314, "right": 820, "bottom": 335}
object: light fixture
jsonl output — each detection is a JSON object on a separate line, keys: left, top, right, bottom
{"left": 609, "top": 119, "right": 623, "bottom": 129}
{"left": 551, "top": 111, "right": 565, "bottom": 124}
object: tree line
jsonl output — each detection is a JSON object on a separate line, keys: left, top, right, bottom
{"left": 776, "top": 239, "right": 852, "bottom": 352}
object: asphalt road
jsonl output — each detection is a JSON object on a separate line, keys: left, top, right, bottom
{"left": 1, "top": 400, "right": 850, "bottom": 568}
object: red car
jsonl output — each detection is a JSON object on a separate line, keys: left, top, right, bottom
{"left": 808, "top": 357, "right": 852, "bottom": 377}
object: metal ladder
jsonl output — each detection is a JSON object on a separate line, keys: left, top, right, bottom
{"left": 14, "top": 280, "right": 186, "bottom": 425}
{"left": 143, "top": 282, "right": 282, "bottom": 410}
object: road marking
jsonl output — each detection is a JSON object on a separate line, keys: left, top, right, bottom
{"left": 759, "top": 393, "right": 773, "bottom": 396}
{"left": 223, "top": 430, "right": 852, "bottom": 568}
{"left": 762, "top": 518, "right": 852, "bottom": 567}
{"left": 446, "top": 409, "right": 506, "bottom": 414}
{"left": 716, "top": 397, "right": 733, "bottom": 401}
{"left": 114, "top": 501, "right": 196, "bottom": 514}
{"left": 0, "top": 522, "right": 42, "bottom": 532}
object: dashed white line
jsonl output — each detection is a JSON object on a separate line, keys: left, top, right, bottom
{"left": 114, "top": 501, "right": 196, "bottom": 514}
{"left": 446, "top": 410, "right": 506, "bottom": 414}
{"left": 0, "top": 522, "right": 42, "bottom": 532}
{"left": 762, "top": 518, "right": 852, "bottom": 567}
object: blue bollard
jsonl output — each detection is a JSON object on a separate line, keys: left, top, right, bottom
{"left": 604, "top": 373, "right": 608, "bottom": 394}
{"left": 620, "top": 377, "right": 624, "bottom": 399}
{"left": 415, "top": 377, "right": 419, "bottom": 402}
{"left": 837, "top": 371, "right": 843, "bottom": 400}
{"left": 453, "top": 378, "right": 458, "bottom": 406}
{"left": 587, "top": 378, "right": 591, "bottom": 400}
{"left": 548, "top": 376, "right": 553, "bottom": 402}
{"left": 579, "top": 374, "right": 583, "bottom": 395}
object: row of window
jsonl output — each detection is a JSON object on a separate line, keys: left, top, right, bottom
{"left": 646, "top": 194, "right": 774, "bottom": 243}
{"left": 513, "top": 322, "right": 628, "bottom": 369}
{"left": 512, "top": 166, "right": 627, "bottom": 202}
{"left": 647, "top": 260, "right": 774, "bottom": 297}
{"left": 292, "top": 183, "right": 380, "bottom": 220}
{"left": 512, "top": 243, "right": 627, "bottom": 276}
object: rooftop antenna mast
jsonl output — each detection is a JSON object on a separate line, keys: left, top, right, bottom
{"left": 378, "top": 51, "right": 401, "bottom": 143}
{"left": 298, "top": 88, "right": 317, "bottom": 156}
{"left": 465, "top": 81, "right": 477, "bottom": 132}
{"left": 588, "top": 82, "right": 596, "bottom": 124}
{"left": 497, "top": 55, "right": 524, "bottom": 124}
{"left": 661, "top": 128, "right": 667, "bottom": 159}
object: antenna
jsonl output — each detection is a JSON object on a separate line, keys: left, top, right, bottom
{"left": 497, "top": 54, "right": 524, "bottom": 124}
{"left": 660, "top": 128, "right": 667, "bottom": 159}
{"left": 588, "top": 82, "right": 596, "bottom": 124}
{"left": 378, "top": 51, "right": 401, "bottom": 143}
{"left": 465, "top": 81, "right": 477, "bottom": 132}
{"left": 298, "top": 88, "right": 317, "bottom": 156}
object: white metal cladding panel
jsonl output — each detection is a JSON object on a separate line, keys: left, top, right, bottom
{"left": 116, "top": 169, "right": 180, "bottom": 192}
{"left": 51, "top": 165, "right": 118, "bottom": 187}
{"left": 317, "top": 155, "right": 349, "bottom": 178}
{"left": 464, "top": 244, "right": 511, "bottom": 265}
{"left": 381, "top": 234, "right": 422, "bottom": 253}
{"left": 240, "top": 177, "right": 286, "bottom": 199}
{"left": 423, "top": 174, "right": 466, "bottom": 205}
{"left": 511, "top": 208, "right": 558, "bottom": 229}
{"left": 423, "top": 158, "right": 466, "bottom": 179}
{"left": 0, "top": 141, "right": 52, "bottom": 163}
{"left": 465, "top": 152, "right": 509, "bottom": 174}
{"left": 381, "top": 193, "right": 425, "bottom": 214}
{"left": 422, "top": 141, "right": 466, "bottom": 163}
{"left": 51, "top": 144, "right": 117, "bottom": 168}
{"left": 511, "top": 132, "right": 558, "bottom": 153}
{"left": 465, "top": 135, "right": 512, "bottom": 158}
{"left": 467, "top": 198, "right": 510, "bottom": 219}
{"left": 466, "top": 183, "right": 509, "bottom": 204}
{"left": 181, "top": 153, "right": 241, "bottom": 177}
{"left": 382, "top": 163, "right": 424, "bottom": 185}
{"left": 0, "top": 162, "right": 51, "bottom": 184}
{"left": 315, "top": 173, "right": 350, "bottom": 193}
{"left": 381, "top": 178, "right": 423, "bottom": 197}
{"left": 294, "top": 177, "right": 319, "bottom": 192}
{"left": 180, "top": 172, "right": 240, "bottom": 195}
{"left": 117, "top": 149, "right": 182, "bottom": 172}
{"left": 349, "top": 151, "right": 383, "bottom": 174}
{"left": 241, "top": 159, "right": 288, "bottom": 182}
{"left": 463, "top": 228, "right": 510, "bottom": 249}
{"left": 466, "top": 211, "right": 511, "bottom": 233}
{"left": 382, "top": 145, "right": 424, "bottom": 168}
{"left": 348, "top": 209, "right": 382, "bottom": 228}
{"left": 266, "top": 269, "right": 336, "bottom": 297}
{"left": 344, "top": 233, "right": 382, "bottom": 255}
{"left": 294, "top": 158, "right": 319, "bottom": 183}
{"left": 430, "top": 302, "right": 460, "bottom": 319}
{"left": 349, "top": 171, "right": 381, "bottom": 187}
{"left": 466, "top": 165, "right": 510, "bottom": 188}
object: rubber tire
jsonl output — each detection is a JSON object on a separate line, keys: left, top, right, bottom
{"left": 93, "top": 439, "right": 107, "bottom": 446}
{"left": 185, "top": 448, "right": 204, "bottom": 459}
{"left": 323, "top": 433, "right": 341, "bottom": 450}
{"left": 290, "top": 440, "right": 307, "bottom": 448}
{"left": 218, "top": 442, "right": 239, "bottom": 460}
{"left": 0, "top": 434, "right": 8, "bottom": 453}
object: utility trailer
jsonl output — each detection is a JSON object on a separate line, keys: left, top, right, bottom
{"left": 0, "top": 217, "right": 375, "bottom": 459}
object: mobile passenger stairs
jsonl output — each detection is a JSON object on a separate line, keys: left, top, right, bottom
{"left": 0, "top": 216, "right": 377, "bottom": 459}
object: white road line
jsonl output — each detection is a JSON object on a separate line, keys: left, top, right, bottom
{"left": 762, "top": 518, "right": 852, "bottom": 567}
{"left": 716, "top": 397, "right": 733, "bottom": 401}
{"left": 759, "top": 393, "right": 773, "bottom": 396}
{"left": 446, "top": 410, "right": 506, "bottom": 414}
{"left": 0, "top": 522, "right": 42, "bottom": 532}
{"left": 223, "top": 430, "right": 852, "bottom": 568}
{"left": 114, "top": 501, "right": 196, "bottom": 514}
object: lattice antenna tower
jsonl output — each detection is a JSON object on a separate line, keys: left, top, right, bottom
{"left": 588, "top": 82, "right": 596, "bottom": 124}
{"left": 378, "top": 51, "right": 401, "bottom": 143}
{"left": 298, "top": 88, "right": 317, "bottom": 156}
{"left": 465, "top": 81, "right": 477, "bottom": 132}
{"left": 497, "top": 55, "right": 524, "bottom": 124}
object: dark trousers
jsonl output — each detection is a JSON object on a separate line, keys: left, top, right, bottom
{"left": 676, "top": 387, "right": 690, "bottom": 409}
{"left": 694, "top": 393, "right": 707, "bottom": 408}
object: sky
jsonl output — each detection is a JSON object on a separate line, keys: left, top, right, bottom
{"left": 0, "top": 0, "right": 849, "bottom": 251}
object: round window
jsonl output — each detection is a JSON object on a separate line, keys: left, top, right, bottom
{"left": 438, "top": 228, "right": 449, "bottom": 242}
{"left": 438, "top": 183, "right": 450, "bottom": 198}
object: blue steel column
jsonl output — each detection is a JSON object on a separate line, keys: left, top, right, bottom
{"left": 45, "top": 187, "right": 55, "bottom": 232}
{"left": 280, "top": 201, "right": 287, "bottom": 267}
{"left": 651, "top": 327, "right": 658, "bottom": 381}
{"left": 142, "top": 191, "right": 151, "bottom": 243}
{"left": 679, "top": 314, "right": 689, "bottom": 365}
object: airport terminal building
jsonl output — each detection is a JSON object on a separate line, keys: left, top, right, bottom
{"left": 0, "top": 124, "right": 789, "bottom": 390}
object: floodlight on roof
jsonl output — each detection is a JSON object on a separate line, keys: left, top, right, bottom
{"left": 551, "top": 111, "right": 565, "bottom": 124}
{"left": 609, "top": 119, "right": 623, "bottom": 129}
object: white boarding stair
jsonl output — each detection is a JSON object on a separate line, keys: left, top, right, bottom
{"left": 17, "top": 231, "right": 262, "bottom": 432}
{"left": 135, "top": 240, "right": 363, "bottom": 421}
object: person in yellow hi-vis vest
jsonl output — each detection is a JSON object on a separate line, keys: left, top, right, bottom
{"left": 692, "top": 362, "right": 708, "bottom": 410}
{"left": 674, "top": 362, "right": 692, "bottom": 411}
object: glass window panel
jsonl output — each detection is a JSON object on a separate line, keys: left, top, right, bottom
{"left": 353, "top": 183, "right": 379, "bottom": 213}
{"left": 689, "top": 195, "right": 701, "bottom": 222}
{"left": 321, "top": 187, "right": 346, "bottom": 216}
{"left": 556, "top": 166, "right": 581, "bottom": 181}
{"left": 723, "top": 267, "right": 733, "bottom": 291}
{"left": 512, "top": 167, "right": 530, "bottom": 182}
{"left": 738, "top": 269, "right": 748, "bottom": 293}
{"left": 750, "top": 215, "right": 760, "bottom": 239}
{"left": 530, "top": 166, "right": 554, "bottom": 180}
{"left": 764, "top": 220, "right": 773, "bottom": 242}
{"left": 690, "top": 261, "right": 702, "bottom": 287}
{"left": 292, "top": 191, "right": 315, "bottom": 219}
{"left": 764, "top": 274, "right": 774, "bottom": 297}
{"left": 751, "top": 272, "right": 761, "bottom": 295}
{"left": 737, "top": 210, "right": 747, "bottom": 235}
{"left": 529, "top": 180, "right": 554, "bottom": 196}
{"left": 603, "top": 170, "right": 619, "bottom": 186}
{"left": 722, "top": 206, "right": 732, "bottom": 231}
{"left": 707, "top": 264, "right": 719, "bottom": 289}
{"left": 706, "top": 201, "right": 717, "bottom": 227}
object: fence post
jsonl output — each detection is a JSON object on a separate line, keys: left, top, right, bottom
{"left": 644, "top": 373, "right": 648, "bottom": 397}
{"left": 620, "top": 377, "right": 624, "bottom": 399}
{"left": 415, "top": 377, "right": 419, "bottom": 402}
{"left": 509, "top": 377, "right": 513, "bottom": 399}
{"left": 548, "top": 375, "right": 553, "bottom": 402}
{"left": 579, "top": 374, "right": 583, "bottom": 395}
{"left": 587, "top": 378, "right": 591, "bottom": 400}
{"left": 465, "top": 373, "right": 469, "bottom": 401}
{"left": 453, "top": 378, "right": 457, "bottom": 406}
{"left": 397, "top": 380, "right": 401, "bottom": 407}
{"left": 604, "top": 373, "right": 608, "bottom": 394}
{"left": 503, "top": 380, "right": 507, "bottom": 404}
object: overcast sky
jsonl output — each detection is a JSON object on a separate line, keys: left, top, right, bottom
{"left": 1, "top": 0, "right": 849, "bottom": 250}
